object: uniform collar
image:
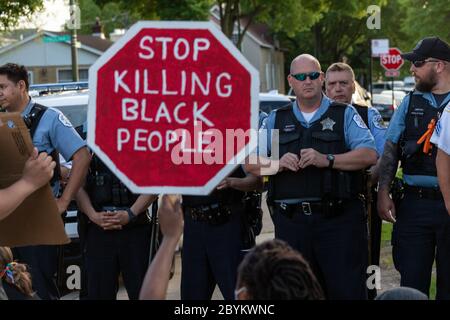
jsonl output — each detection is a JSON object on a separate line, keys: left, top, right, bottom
{"left": 412, "top": 90, "right": 450, "bottom": 107}
{"left": 291, "top": 94, "right": 332, "bottom": 127}
{"left": 21, "top": 96, "right": 35, "bottom": 117}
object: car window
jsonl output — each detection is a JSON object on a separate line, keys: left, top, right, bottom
{"left": 53, "top": 104, "right": 87, "bottom": 128}
{"left": 259, "top": 100, "right": 291, "bottom": 113}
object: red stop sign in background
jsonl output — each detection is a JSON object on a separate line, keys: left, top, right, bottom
{"left": 380, "top": 47, "right": 404, "bottom": 71}
{"left": 87, "top": 21, "right": 259, "bottom": 195}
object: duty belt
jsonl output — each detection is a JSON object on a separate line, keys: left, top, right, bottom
{"left": 184, "top": 203, "right": 234, "bottom": 225}
{"left": 404, "top": 185, "right": 443, "bottom": 200}
{"left": 270, "top": 200, "right": 345, "bottom": 218}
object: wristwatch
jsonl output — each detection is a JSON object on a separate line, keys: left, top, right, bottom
{"left": 126, "top": 208, "right": 137, "bottom": 222}
{"left": 327, "top": 154, "right": 335, "bottom": 169}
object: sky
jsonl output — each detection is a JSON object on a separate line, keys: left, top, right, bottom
{"left": 18, "top": 0, "right": 70, "bottom": 31}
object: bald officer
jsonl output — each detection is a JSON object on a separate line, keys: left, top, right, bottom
{"left": 246, "top": 54, "right": 377, "bottom": 299}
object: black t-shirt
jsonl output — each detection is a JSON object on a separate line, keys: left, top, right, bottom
{"left": 433, "top": 92, "right": 450, "bottom": 107}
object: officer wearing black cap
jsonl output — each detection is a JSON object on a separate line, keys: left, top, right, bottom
{"left": 378, "top": 37, "right": 450, "bottom": 299}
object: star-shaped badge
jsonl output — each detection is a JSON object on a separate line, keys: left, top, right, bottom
{"left": 320, "top": 117, "right": 336, "bottom": 131}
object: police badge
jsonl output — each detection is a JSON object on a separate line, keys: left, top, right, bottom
{"left": 320, "top": 117, "right": 336, "bottom": 131}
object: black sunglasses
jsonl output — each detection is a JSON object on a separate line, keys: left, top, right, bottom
{"left": 291, "top": 72, "right": 321, "bottom": 81}
{"left": 412, "top": 59, "right": 440, "bottom": 68}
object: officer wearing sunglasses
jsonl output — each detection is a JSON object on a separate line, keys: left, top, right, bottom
{"left": 247, "top": 54, "right": 377, "bottom": 299}
{"left": 378, "top": 37, "right": 450, "bottom": 299}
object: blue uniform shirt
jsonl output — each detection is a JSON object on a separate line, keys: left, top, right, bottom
{"left": 386, "top": 91, "right": 450, "bottom": 188}
{"left": 21, "top": 98, "right": 86, "bottom": 195}
{"left": 367, "top": 107, "right": 387, "bottom": 156}
{"left": 260, "top": 95, "right": 377, "bottom": 156}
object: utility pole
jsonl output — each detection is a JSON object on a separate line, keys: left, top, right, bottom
{"left": 69, "top": 0, "right": 79, "bottom": 82}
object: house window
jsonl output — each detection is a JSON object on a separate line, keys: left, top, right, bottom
{"left": 57, "top": 68, "right": 88, "bottom": 83}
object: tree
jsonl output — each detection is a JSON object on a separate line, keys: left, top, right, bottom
{"left": 0, "top": 0, "right": 44, "bottom": 30}
{"left": 401, "top": 0, "right": 450, "bottom": 44}
{"left": 217, "top": 0, "right": 326, "bottom": 49}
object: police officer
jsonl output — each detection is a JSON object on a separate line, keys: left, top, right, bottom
{"left": 432, "top": 101, "right": 450, "bottom": 215}
{"left": 247, "top": 54, "right": 377, "bottom": 299}
{"left": 181, "top": 169, "right": 262, "bottom": 300}
{"left": 377, "top": 37, "right": 450, "bottom": 299}
{"left": 75, "top": 122, "right": 157, "bottom": 300}
{"left": 0, "top": 63, "right": 90, "bottom": 300}
{"left": 325, "top": 62, "right": 387, "bottom": 299}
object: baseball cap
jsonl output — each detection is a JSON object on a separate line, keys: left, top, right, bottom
{"left": 401, "top": 37, "right": 450, "bottom": 62}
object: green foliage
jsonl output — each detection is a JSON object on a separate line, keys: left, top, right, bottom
{"left": 78, "top": 0, "right": 101, "bottom": 35}
{"left": 0, "top": 0, "right": 44, "bottom": 30}
{"left": 157, "top": 0, "right": 213, "bottom": 20}
{"left": 402, "top": 0, "right": 450, "bottom": 43}
{"left": 81, "top": 0, "right": 212, "bottom": 38}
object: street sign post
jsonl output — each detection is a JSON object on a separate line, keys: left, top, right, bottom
{"left": 88, "top": 21, "right": 259, "bottom": 195}
{"left": 385, "top": 70, "right": 400, "bottom": 77}
{"left": 43, "top": 35, "right": 71, "bottom": 43}
{"left": 380, "top": 47, "right": 404, "bottom": 109}
{"left": 371, "top": 39, "right": 389, "bottom": 57}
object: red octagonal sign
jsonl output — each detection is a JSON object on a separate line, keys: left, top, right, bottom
{"left": 380, "top": 47, "right": 404, "bottom": 71}
{"left": 88, "top": 21, "right": 259, "bottom": 195}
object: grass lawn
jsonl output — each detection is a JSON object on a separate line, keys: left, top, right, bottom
{"left": 380, "top": 222, "right": 436, "bottom": 299}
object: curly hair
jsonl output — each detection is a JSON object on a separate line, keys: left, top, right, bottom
{"left": 237, "top": 239, "right": 325, "bottom": 300}
{"left": 0, "top": 247, "right": 34, "bottom": 297}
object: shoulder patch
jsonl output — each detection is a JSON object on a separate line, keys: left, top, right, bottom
{"left": 372, "top": 114, "right": 387, "bottom": 129}
{"left": 58, "top": 113, "right": 73, "bottom": 127}
{"left": 353, "top": 113, "right": 368, "bottom": 129}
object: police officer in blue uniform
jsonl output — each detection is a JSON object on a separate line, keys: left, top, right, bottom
{"left": 181, "top": 169, "right": 262, "bottom": 300}
{"left": 377, "top": 37, "right": 450, "bottom": 299}
{"left": 325, "top": 62, "right": 387, "bottom": 299}
{"left": 0, "top": 63, "right": 90, "bottom": 300}
{"left": 75, "top": 122, "right": 157, "bottom": 300}
{"left": 247, "top": 54, "right": 377, "bottom": 299}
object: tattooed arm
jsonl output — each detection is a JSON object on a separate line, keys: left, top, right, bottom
{"left": 377, "top": 141, "right": 399, "bottom": 223}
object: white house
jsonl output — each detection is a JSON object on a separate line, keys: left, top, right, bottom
{"left": 0, "top": 30, "right": 112, "bottom": 84}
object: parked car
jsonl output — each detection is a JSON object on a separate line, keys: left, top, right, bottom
{"left": 371, "top": 93, "right": 398, "bottom": 120}
{"left": 380, "top": 90, "right": 407, "bottom": 105}
{"left": 259, "top": 90, "right": 293, "bottom": 113}
{"left": 403, "top": 76, "right": 415, "bottom": 92}
{"left": 371, "top": 81, "right": 405, "bottom": 94}
{"left": 30, "top": 82, "right": 289, "bottom": 294}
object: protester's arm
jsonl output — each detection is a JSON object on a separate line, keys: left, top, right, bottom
{"left": 437, "top": 149, "right": 450, "bottom": 215}
{"left": 0, "top": 148, "right": 55, "bottom": 221}
{"left": 140, "top": 195, "right": 183, "bottom": 300}
{"left": 56, "top": 147, "right": 90, "bottom": 214}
